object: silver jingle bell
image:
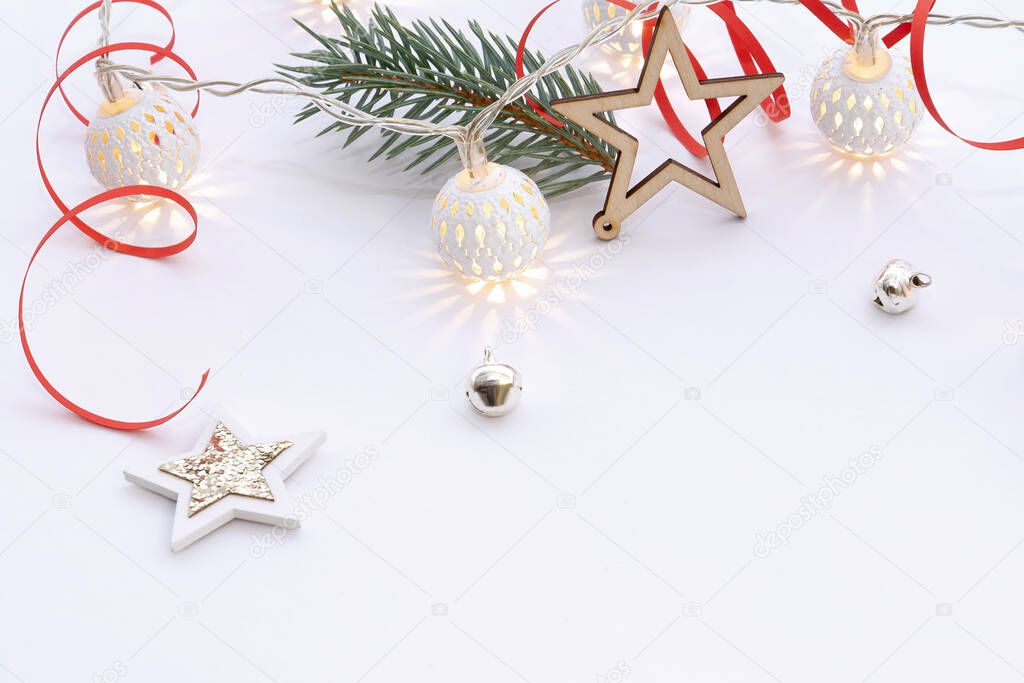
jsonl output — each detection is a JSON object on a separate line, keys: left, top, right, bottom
{"left": 466, "top": 348, "right": 523, "bottom": 417}
{"left": 872, "top": 257, "right": 932, "bottom": 314}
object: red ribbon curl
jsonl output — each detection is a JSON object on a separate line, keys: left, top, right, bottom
{"left": 797, "top": 0, "right": 855, "bottom": 43}
{"left": 907, "top": 0, "right": 1024, "bottom": 150}
{"left": 798, "top": 0, "right": 1024, "bottom": 151}
{"left": 25, "top": 10, "right": 208, "bottom": 430}
{"left": 19, "top": 187, "right": 207, "bottom": 431}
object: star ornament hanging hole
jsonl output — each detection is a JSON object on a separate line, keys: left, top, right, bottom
{"left": 551, "top": 7, "right": 785, "bottom": 240}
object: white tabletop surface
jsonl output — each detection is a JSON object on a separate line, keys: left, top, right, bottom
{"left": 2, "top": 0, "right": 1024, "bottom": 681}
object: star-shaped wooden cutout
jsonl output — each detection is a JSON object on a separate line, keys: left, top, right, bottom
{"left": 551, "top": 7, "right": 785, "bottom": 239}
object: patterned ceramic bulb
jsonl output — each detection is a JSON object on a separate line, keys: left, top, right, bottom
{"left": 85, "top": 86, "right": 200, "bottom": 195}
{"left": 809, "top": 32, "right": 923, "bottom": 159}
{"left": 430, "top": 163, "right": 550, "bottom": 282}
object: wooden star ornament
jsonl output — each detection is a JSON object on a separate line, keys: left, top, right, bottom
{"left": 551, "top": 7, "right": 785, "bottom": 240}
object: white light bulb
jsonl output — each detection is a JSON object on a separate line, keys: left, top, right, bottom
{"left": 430, "top": 163, "right": 550, "bottom": 282}
{"left": 581, "top": 0, "right": 690, "bottom": 59}
{"left": 809, "top": 45, "right": 923, "bottom": 159}
{"left": 85, "top": 87, "right": 200, "bottom": 195}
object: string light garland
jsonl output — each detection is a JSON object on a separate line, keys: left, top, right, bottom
{"left": 91, "top": 0, "right": 1024, "bottom": 174}
{"left": 564, "top": 0, "right": 1024, "bottom": 158}
{"left": 800, "top": 0, "right": 1024, "bottom": 156}
{"left": 22, "top": 0, "right": 1024, "bottom": 431}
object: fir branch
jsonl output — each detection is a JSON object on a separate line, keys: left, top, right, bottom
{"left": 280, "top": 2, "right": 617, "bottom": 196}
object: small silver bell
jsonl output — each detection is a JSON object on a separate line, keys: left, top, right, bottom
{"left": 466, "top": 348, "right": 522, "bottom": 417}
{"left": 872, "top": 258, "right": 932, "bottom": 314}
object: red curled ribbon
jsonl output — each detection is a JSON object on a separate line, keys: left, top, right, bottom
{"left": 19, "top": 188, "right": 207, "bottom": 431}
{"left": 797, "top": 0, "right": 855, "bottom": 43}
{"left": 694, "top": 2, "right": 789, "bottom": 122}
{"left": 26, "top": 31, "right": 208, "bottom": 429}
{"left": 516, "top": 0, "right": 788, "bottom": 158}
{"left": 57, "top": 0, "right": 180, "bottom": 126}
{"left": 516, "top": 0, "right": 567, "bottom": 126}
{"left": 881, "top": 22, "right": 912, "bottom": 48}
{"left": 798, "top": 0, "right": 1024, "bottom": 151}
{"left": 800, "top": 0, "right": 901, "bottom": 46}
{"left": 907, "top": 0, "right": 1024, "bottom": 150}
{"left": 637, "top": 4, "right": 720, "bottom": 157}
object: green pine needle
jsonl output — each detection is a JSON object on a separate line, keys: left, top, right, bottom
{"left": 280, "top": 2, "right": 616, "bottom": 196}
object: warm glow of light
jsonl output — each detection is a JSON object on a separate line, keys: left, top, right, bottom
{"left": 410, "top": 281, "right": 457, "bottom": 296}
{"left": 796, "top": 152, "right": 834, "bottom": 168}
{"left": 464, "top": 280, "right": 487, "bottom": 296}
{"left": 292, "top": 0, "right": 371, "bottom": 26}
{"left": 404, "top": 250, "right": 557, "bottom": 304}
{"left": 486, "top": 284, "right": 506, "bottom": 304}
{"left": 842, "top": 46, "right": 892, "bottom": 82}
{"left": 509, "top": 279, "right": 540, "bottom": 298}
{"left": 417, "top": 293, "right": 462, "bottom": 319}
{"left": 581, "top": 0, "right": 690, "bottom": 71}
{"left": 138, "top": 203, "right": 164, "bottom": 226}
{"left": 889, "top": 157, "right": 910, "bottom": 174}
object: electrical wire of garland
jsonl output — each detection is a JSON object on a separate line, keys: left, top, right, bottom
{"left": 22, "top": 0, "right": 1024, "bottom": 432}
{"left": 866, "top": 12, "right": 1024, "bottom": 32}
{"left": 91, "top": 0, "right": 791, "bottom": 169}
{"left": 92, "top": 65, "right": 479, "bottom": 160}
{"left": 91, "top": 0, "right": 1024, "bottom": 169}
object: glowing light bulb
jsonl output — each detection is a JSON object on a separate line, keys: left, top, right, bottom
{"left": 581, "top": 0, "right": 689, "bottom": 62}
{"left": 430, "top": 163, "right": 550, "bottom": 282}
{"left": 809, "top": 41, "right": 923, "bottom": 159}
{"left": 85, "top": 87, "right": 200, "bottom": 196}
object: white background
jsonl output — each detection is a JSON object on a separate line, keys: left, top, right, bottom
{"left": 2, "top": 0, "right": 1024, "bottom": 681}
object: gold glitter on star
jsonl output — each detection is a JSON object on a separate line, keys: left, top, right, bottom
{"left": 159, "top": 422, "right": 294, "bottom": 517}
